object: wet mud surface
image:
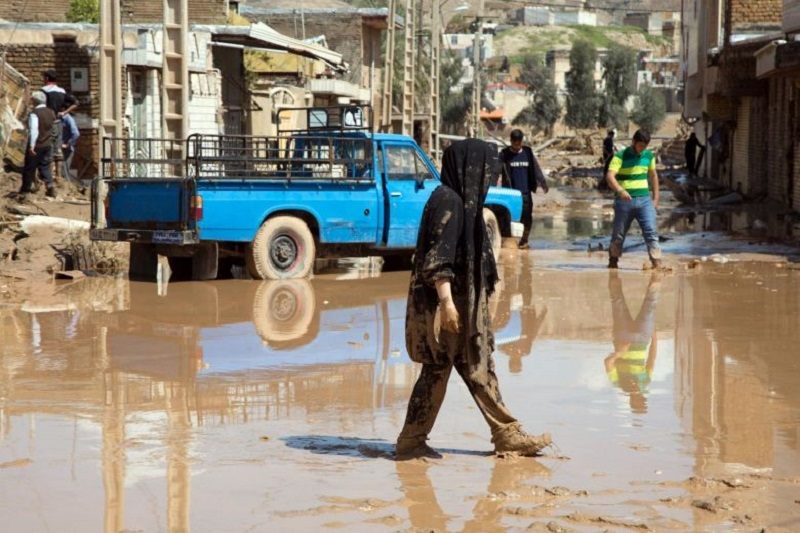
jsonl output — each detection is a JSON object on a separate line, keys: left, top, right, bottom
{"left": 2, "top": 254, "right": 800, "bottom": 531}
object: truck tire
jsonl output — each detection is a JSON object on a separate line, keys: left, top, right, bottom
{"left": 483, "top": 208, "right": 501, "bottom": 263}
{"left": 252, "top": 279, "right": 316, "bottom": 348}
{"left": 247, "top": 216, "right": 316, "bottom": 280}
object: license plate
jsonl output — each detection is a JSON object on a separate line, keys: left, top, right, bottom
{"left": 152, "top": 231, "right": 185, "bottom": 244}
{"left": 94, "top": 229, "right": 118, "bottom": 241}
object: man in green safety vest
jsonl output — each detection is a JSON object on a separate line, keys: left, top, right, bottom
{"left": 605, "top": 129, "right": 662, "bottom": 269}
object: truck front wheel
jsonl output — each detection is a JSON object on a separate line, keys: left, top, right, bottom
{"left": 247, "top": 216, "right": 316, "bottom": 279}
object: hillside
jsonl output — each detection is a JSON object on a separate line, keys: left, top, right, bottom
{"left": 494, "top": 24, "right": 672, "bottom": 63}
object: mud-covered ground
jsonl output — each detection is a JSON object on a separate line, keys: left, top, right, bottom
{"left": 2, "top": 249, "right": 800, "bottom": 531}
{"left": 2, "top": 154, "right": 800, "bottom": 531}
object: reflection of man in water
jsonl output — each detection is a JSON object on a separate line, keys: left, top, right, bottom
{"left": 604, "top": 272, "right": 661, "bottom": 413}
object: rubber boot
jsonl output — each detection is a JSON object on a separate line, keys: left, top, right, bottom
{"left": 492, "top": 423, "right": 552, "bottom": 456}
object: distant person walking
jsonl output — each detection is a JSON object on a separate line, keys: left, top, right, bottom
{"left": 60, "top": 105, "right": 80, "bottom": 184}
{"left": 684, "top": 132, "right": 704, "bottom": 176}
{"left": 397, "top": 139, "right": 552, "bottom": 460}
{"left": 21, "top": 91, "right": 57, "bottom": 198}
{"left": 600, "top": 129, "right": 616, "bottom": 190}
{"left": 499, "top": 129, "right": 549, "bottom": 249}
{"left": 605, "top": 129, "right": 661, "bottom": 270}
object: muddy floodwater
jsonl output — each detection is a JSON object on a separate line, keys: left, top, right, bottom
{"left": 2, "top": 253, "right": 800, "bottom": 531}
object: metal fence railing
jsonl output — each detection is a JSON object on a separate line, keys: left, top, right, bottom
{"left": 101, "top": 137, "right": 187, "bottom": 179}
{"left": 187, "top": 134, "right": 374, "bottom": 182}
{"left": 100, "top": 134, "right": 374, "bottom": 183}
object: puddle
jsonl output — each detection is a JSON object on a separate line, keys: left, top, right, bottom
{"left": 1, "top": 260, "right": 799, "bottom": 530}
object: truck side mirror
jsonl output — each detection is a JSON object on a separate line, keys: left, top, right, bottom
{"left": 415, "top": 176, "right": 425, "bottom": 190}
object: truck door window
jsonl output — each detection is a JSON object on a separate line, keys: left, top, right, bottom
{"left": 413, "top": 152, "right": 434, "bottom": 181}
{"left": 386, "top": 146, "right": 417, "bottom": 180}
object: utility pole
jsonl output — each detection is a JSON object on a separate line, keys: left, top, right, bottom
{"left": 162, "top": 0, "right": 189, "bottom": 171}
{"left": 380, "top": 0, "right": 396, "bottom": 132}
{"left": 98, "top": 0, "right": 123, "bottom": 228}
{"left": 428, "top": 0, "right": 441, "bottom": 161}
{"left": 401, "top": 0, "right": 416, "bottom": 138}
{"left": 470, "top": 0, "right": 484, "bottom": 138}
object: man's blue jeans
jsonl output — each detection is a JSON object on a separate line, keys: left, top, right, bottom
{"left": 609, "top": 195, "right": 661, "bottom": 262}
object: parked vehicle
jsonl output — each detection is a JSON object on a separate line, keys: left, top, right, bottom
{"left": 91, "top": 106, "right": 523, "bottom": 280}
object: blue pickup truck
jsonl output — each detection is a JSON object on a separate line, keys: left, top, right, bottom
{"left": 90, "top": 106, "right": 522, "bottom": 280}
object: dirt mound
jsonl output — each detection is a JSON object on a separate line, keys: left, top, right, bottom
{"left": 1, "top": 170, "right": 127, "bottom": 281}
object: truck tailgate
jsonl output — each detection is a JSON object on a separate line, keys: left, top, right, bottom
{"left": 107, "top": 179, "right": 191, "bottom": 230}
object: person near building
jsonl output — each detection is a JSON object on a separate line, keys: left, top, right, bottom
{"left": 396, "top": 138, "right": 552, "bottom": 460}
{"left": 60, "top": 104, "right": 80, "bottom": 184}
{"left": 600, "top": 128, "right": 616, "bottom": 190}
{"left": 605, "top": 129, "right": 662, "bottom": 270}
{"left": 499, "top": 129, "right": 549, "bottom": 249}
{"left": 41, "top": 69, "right": 78, "bottom": 161}
{"left": 42, "top": 69, "right": 78, "bottom": 117}
{"left": 684, "top": 132, "right": 704, "bottom": 176}
{"left": 21, "top": 91, "right": 57, "bottom": 198}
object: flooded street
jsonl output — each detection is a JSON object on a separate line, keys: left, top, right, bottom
{"left": 2, "top": 253, "right": 799, "bottom": 531}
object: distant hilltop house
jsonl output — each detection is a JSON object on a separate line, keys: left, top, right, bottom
{"left": 509, "top": 0, "right": 682, "bottom": 29}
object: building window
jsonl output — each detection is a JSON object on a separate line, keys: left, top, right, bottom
{"left": 228, "top": 1, "right": 239, "bottom": 14}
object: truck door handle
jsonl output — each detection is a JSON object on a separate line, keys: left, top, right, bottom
{"left": 390, "top": 192, "right": 402, "bottom": 198}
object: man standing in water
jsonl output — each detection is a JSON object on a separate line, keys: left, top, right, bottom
{"left": 396, "top": 138, "right": 552, "bottom": 460}
{"left": 605, "top": 129, "right": 662, "bottom": 270}
{"left": 500, "top": 129, "right": 549, "bottom": 249}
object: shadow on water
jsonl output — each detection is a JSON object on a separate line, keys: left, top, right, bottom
{"left": 282, "top": 436, "right": 493, "bottom": 460}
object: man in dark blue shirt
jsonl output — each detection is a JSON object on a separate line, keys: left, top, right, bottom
{"left": 500, "top": 129, "right": 549, "bottom": 249}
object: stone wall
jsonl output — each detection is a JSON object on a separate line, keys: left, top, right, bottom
{"left": 0, "top": 0, "right": 70, "bottom": 23}
{"left": 120, "top": 0, "right": 228, "bottom": 24}
{"left": 0, "top": 0, "right": 227, "bottom": 23}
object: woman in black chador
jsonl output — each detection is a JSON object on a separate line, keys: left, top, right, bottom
{"left": 396, "top": 139, "right": 552, "bottom": 460}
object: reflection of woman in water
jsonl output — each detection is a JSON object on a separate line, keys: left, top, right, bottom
{"left": 493, "top": 253, "right": 548, "bottom": 374}
{"left": 604, "top": 272, "right": 661, "bottom": 414}
{"left": 397, "top": 139, "right": 551, "bottom": 460}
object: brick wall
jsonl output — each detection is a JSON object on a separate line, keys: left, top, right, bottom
{"left": 730, "top": 0, "right": 782, "bottom": 26}
{"left": 5, "top": 41, "right": 100, "bottom": 177}
{"left": 243, "top": 12, "right": 364, "bottom": 86}
{"left": 120, "top": 0, "right": 228, "bottom": 24}
{"left": 0, "top": 0, "right": 227, "bottom": 23}
{"left": 0, "top": 0, "right": 70, "bottom": 22}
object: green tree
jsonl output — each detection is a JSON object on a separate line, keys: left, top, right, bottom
{"left": 630, "top": 84, "right": 666, "bottom": 133}
{"left": 565, "top": 40, "right": 598, "bottom": 129}
{"left": 518, "top": 54, "right": 549, "bottom": 93}
{"left": 440, "top": 50, "right": 470, "bottom": 135}
{"left": 66, "top": 0, "right": 99, "bottom": 23}
{"left": 514, "top": 54, "right": 561, "bottom": 137}
{"left": 599, "top": 45, "right": 636, "bottom": 129}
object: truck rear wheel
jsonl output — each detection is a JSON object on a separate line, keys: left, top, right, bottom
{"left": 247, "top": 216, "right": 316, "bottom": 279}
{"left": 483, "top": 208, "right": 501, "bottom": 263}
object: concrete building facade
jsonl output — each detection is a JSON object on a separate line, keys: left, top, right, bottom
{"left": 681, "top": 0, "right": 800, "bottom": 214}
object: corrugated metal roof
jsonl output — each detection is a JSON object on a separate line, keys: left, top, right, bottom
{"left": 196, "top": 22, "right": 346, "bottom": 70}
